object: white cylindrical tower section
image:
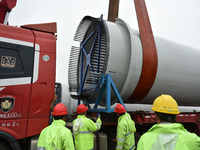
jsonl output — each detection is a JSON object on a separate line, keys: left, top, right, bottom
{"left": 68, "top": 16, "right": 200, "bottom": 106}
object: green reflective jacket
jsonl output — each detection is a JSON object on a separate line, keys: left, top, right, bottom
{"left": 73, "top": 115, "right": 102, "bottom": 150}
{"left": 37, "top": 119, "right": 75, "bottom": 150}
{"left": 137, "top": 123, "right": 200, "bottom": 150}
{"left": 116, "top": 112, "right": 136, "bottom": 150}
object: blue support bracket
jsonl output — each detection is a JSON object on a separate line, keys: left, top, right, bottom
{"left": 83, "top": 73, "right": 127, "bottom": 113}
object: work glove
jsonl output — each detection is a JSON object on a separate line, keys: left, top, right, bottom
{"left": 97, "top": 112, "right": 101, "bottom": 119}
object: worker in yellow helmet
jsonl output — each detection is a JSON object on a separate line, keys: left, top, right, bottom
{"left": 73, "top": 104, "right": 102, "bottom": 150}
{"left": 37, "top": 103, "right": 75, "bottom": 150}
{"left": 114, "top": 104, "right": 136, "bottom": 150}
{"left": 137, "top": 94, "right": 200, "bottom": 150}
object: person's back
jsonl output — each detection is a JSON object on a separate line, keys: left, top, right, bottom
{"left": 37, "top": 103, "right": 75, "bottom": 150}
{"left": 117, "top": 112, "right": 136, "bottom": 150}
{"left": 137, "top": 123, "right": 200, "bottom": 150}
{"left": 137, "top": 95, "right": 200, "bottom": 150}
{"left": 114, "top": 104, "right": 136, "bottom": 150}
{"left": 73, "top": 104, "right": 102, "bottom": 150}
{"left": 37, "top": 119, "right": 74, "bottom": 150}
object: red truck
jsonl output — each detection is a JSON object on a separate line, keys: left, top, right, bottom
{"left": 0, "top": 1, "right": 57, "bottom": 149}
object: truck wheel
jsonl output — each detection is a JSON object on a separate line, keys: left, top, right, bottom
{"left": 0, "top": 142, "right": 11, "bottom": 150}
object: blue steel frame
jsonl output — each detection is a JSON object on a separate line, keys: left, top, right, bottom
{"left": 86, "top": 73, "right": 127, "bottom": 113}
{"left": 77, "top": 15, "right": 126, "bottom": 112}
{"left": 79, "top": 16, "right": 103, "bottom": 95}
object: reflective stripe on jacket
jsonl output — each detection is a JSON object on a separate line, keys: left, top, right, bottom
{"left": 137, "top": 123, "right": 200, "bottom": 150}
{"left": 73, "top": 115, "right": 102, "bottom": 150}
{"left": 37, "top": 119, "right": 75, "bottom": 150}
{"left": 116, "top": 112, "right": 136, "bottom": 150}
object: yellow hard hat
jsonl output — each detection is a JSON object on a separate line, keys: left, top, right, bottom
{"left": 151, "top": 94, "right": 180, "bottom": 114}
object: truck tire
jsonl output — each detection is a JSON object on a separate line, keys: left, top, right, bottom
{"left": 0, "top": 142, "right": 11, "bottom": 150}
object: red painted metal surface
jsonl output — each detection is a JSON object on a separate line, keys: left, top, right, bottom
{"left": 0, "top": 0, "right": 17, "bottom": 24}
{"left": 28, "top": 30, "right": 56, "bottom": 137}
{"left": 0, "top": 23, "right": 34, "bottom": 42}
{"left": 0, "top": 24, "right": 34, "bottom": 140}
{"left": 21, "top": 22, "right": 57, "bottom": 34}
{"left": 0, "top": 119, "right": 27, "bottom": 140}
{"left": 27, "top": 117, "right": 49, "bottom": 137}
{"left": 126, "top": 0, "right": 158, "bottom": 102}
{"left": 0, "top": 24, "right": 56, "bottom": 140}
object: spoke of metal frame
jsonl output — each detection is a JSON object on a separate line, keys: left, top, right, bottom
{"left": 89, "top": 27, "right": 100, "bottom": 73}
{"left": 79, "top": 29, "right": 97, "bottom": 88}
{"left": 81, "top": 30, "right": 95, "bottom": 49}
{"left": 97, "top": 26, "right": 101, "bottom": 73}
{"left": 79, "top": 25, "right": 102, "bottom": 94}
{"left": 79, "top": 30, "right": 96, "bottom": 93}
{"left": 79, "top": 65, "right": 89, "bottom": 93}
{"left": 80, "top": 47, "right": 83, "bottom": 89}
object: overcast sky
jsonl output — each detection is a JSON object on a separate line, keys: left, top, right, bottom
{"left": 9, "top": 0, "right": 200, "bottom": 84}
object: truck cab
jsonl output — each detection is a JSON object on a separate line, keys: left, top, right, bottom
{"left": 0, "top": 22, "right": 57, "bottom": 150}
